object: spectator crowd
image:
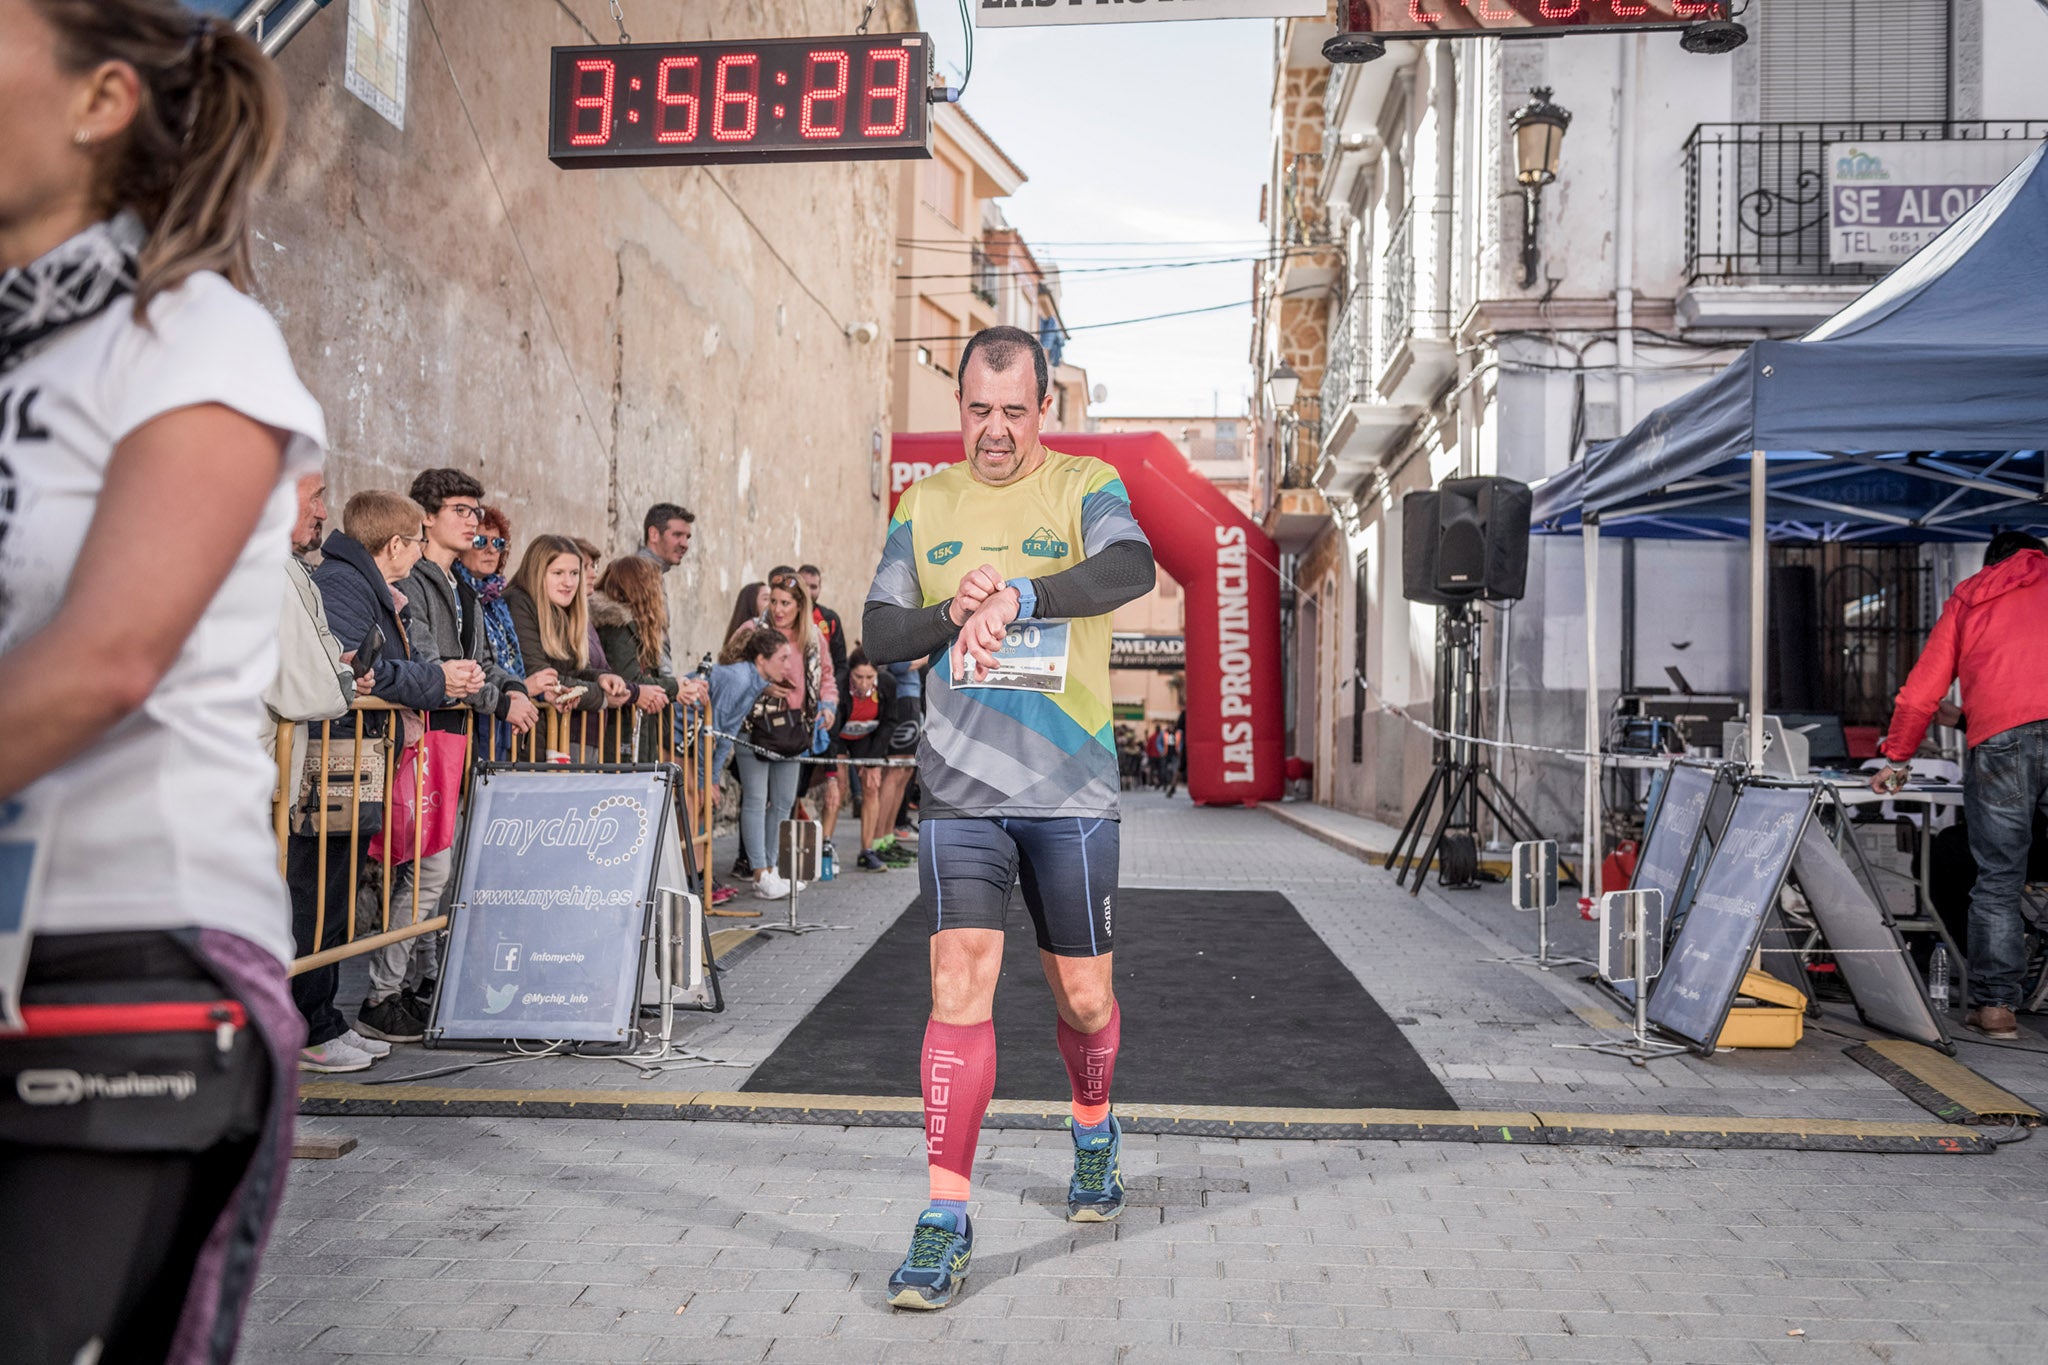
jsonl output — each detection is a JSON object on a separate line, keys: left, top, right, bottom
{"left": 269, "top": 473, "right": 930, "bottom": 1076}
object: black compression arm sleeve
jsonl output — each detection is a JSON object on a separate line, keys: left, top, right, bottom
{"left": 1029, "top": 538, "right": 1157, "bottom": 620}
{"left": 862, "top": 598, "right": 960, "bottom": 666}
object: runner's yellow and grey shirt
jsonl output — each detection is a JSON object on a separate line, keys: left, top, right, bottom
{"left": 866, "top": 451, "right": 1150, "bottom": 820}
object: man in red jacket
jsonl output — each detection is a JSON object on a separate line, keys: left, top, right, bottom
{"left": 1873, "top": 531, "right": 2048, "bottom": 1040}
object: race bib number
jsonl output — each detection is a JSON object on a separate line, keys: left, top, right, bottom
{"left": 954, "top": 621, "right": 1069, "bottom": 694}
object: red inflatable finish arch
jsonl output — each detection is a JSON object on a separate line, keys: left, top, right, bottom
{"left": 890, "top": 431, "right": 1285, "bottom": 806}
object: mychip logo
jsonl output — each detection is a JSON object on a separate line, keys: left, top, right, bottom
{"left": 1022, "top": 526, "right": 1068, "bottom": 558}
{"left": 927, "top": 540, "right": 963, "bottom": 565}
{"left": 17, "top": 1069, "right": 198, "bottom": 1105}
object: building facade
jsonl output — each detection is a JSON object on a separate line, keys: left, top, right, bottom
{"left": 889, "top": 105, "right": 1089, "bottom": 438}
{"left": 251, "top": 0, "right": 914, "bottom": 658}
{"left": 1253, "top": 1, "right": 2048, "bottom": 841}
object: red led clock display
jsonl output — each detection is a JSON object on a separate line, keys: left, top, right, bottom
{"left": 1341, "top": 0, "right": 1726, "bottom": 34}
{"left": 548, "top": 33, "right": 931, "bottom": 169}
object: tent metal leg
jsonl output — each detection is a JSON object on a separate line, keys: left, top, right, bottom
{"left": 1749, "top": 450, "right": 1767, "bottom": 771}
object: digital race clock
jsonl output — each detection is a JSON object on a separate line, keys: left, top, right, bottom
{"left": 548, "top": 33, "right": 932, "bottom": 170}
{"left": 1338, "top": 0, "right": 1728, "bottom": 36}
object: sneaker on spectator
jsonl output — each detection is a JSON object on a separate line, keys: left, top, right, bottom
{"left": 880, "top": 844, "right": 916, "bottom": 868}
{"left": 754, "top": 870, "right": 792, "bottom": 900}
{"left": 412, "top": 976, "right": 438, "bottom": 1008}
{"left": 399, "top": 986, "right": 434, "bottom": 1024}
{"left": 299, "top": 1038, "right": 374, "bottom": 1073}
{"left": 357, "top": 994, "right": 427, "bottom": 1044}
{"left": 711, "top": 883, "right": 739, "bottom": 907}
{"left": 338, "top": 1028, "right": 391, "bottom": 1059}
{"left": 858, "top": 849, "right": 888, "bottom": 873}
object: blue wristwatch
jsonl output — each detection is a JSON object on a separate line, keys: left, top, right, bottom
{"left": 1011, "top": 578, "right": 1038, "bottom": 621}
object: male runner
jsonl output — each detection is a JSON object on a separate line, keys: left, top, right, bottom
{"left": 864, "top": 326, "right": 1156, "bottom": 1310}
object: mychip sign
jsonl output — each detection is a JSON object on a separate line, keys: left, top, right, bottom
{"left": 1826, "top": 141, "right": 2033, "bottom": 266}
{"left": 433, "top": 768, "right": 682, "bottom": 1048}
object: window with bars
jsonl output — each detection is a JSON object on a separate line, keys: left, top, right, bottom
{"left": 1770, "top": 544, "right": 1928, "bottom": 729}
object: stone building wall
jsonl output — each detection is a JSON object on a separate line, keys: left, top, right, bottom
{"left": 256, "top": 0, "right": 913, "bottom": 656}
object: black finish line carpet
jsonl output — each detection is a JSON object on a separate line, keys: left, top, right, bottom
{"left": 741, "top": 888, "right": 1458, "bottom": 1111}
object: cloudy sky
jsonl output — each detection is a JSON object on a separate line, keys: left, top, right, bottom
{"left": 911, "top": 7, "right": 1275, "bottom": 418}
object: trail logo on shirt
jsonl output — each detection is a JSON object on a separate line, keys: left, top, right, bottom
{"left": 1022, "top": 527, "right": 1069, "bottom": 559}
{"left": 927, "top": 540, "right": 963, "bottom": 565}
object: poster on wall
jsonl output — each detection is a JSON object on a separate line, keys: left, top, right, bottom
{"left": 344, "top": 0, "right": 409, "bottom": 131}
{"left": 1826, "top": 140, "right": 2033, "bottom": 266}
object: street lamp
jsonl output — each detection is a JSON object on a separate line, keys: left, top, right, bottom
{"left": 1266, "top": 361, "right": 1302, "bottom": 413}
{"left": 1508, "top": 87, "right": 1571, "bottom": 291}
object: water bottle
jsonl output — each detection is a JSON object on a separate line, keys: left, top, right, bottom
{"left": 1927, "top": 944, "right": 1951, "bottom": 1011}
{"left": 821, "top": 846, "right": 836, "bottom": 881}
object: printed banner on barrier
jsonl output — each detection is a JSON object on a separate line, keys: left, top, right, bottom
{"left": 434, "top": 769, "right": 671, "bottom": 1046}
{"left": 1826, "top": 140, "right": 2033, "bottom": 265}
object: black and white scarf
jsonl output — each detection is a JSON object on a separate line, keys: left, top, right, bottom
{"left": 0, "top": 213, "right": 144, "bottom": 376}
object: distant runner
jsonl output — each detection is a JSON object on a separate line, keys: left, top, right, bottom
{"left": 863, "top": 326, "right": 1156, "bottom": 1310}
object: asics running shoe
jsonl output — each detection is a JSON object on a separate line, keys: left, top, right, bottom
{"left": 887, "top": 1207, "right": 972, "bottom": 1310}
{"left": 1067, "top": 1112, "right": 1126, "bottom": 1222}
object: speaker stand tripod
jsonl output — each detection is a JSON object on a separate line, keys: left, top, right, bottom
{"left": 1388, "top": 603, "right": 1551, "bottom": 896}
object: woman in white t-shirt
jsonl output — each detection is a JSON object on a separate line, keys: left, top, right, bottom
{"left": 0, "top": 4, "right": 325, "bottom": 1361}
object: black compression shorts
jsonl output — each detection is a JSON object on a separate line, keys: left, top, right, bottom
{"left": 918, "top": 816, "right": 1120, "bottom": 957}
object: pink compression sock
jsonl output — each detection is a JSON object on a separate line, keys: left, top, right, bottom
{"left": 922, "top": 1017, "right": 996, "bottom": 1204}
{"left": 1056, "top": 1002, "right": 1121, "bottom": 1128}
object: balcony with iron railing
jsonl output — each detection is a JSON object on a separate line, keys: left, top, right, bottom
{"left": 1317, "top": 279, "right": 1423, "bottom": 494}
{"left": 1680, "top": 120, "right": 2048, "bottom": 327}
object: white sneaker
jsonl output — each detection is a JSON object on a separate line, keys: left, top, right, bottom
{"left": 339, "top": 1028, "right": 391, "bottom": 1059}
{"left": 754, "top": 870, "right": 792, "bottom": 900}
{"left": 299, "top": 1038, "right": 375, "bottom": 1073}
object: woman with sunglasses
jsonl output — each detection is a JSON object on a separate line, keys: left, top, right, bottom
{"left": 456, "top": 506, "right": 559, "bottom": 708}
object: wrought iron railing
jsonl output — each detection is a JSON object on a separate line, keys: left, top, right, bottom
{"left": 1321, "top": 285, "right": 1374, "bottom": 430}
{"left": 1280, "top": 401, "right": 1322, "bottom": 489}
{"left": 1684, "top": 120, "right": 2048, "bottom": 285}
{"left": 1380, "top": 200, "right": 1417, "bottom": 360}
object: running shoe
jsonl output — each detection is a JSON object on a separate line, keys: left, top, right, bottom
{"left": 337, "top": 1027, "right": 391, "bottom": 1059}
{"left": 857, "top": 849, "right": 888, "bottom": 873}
{"left": 1067, "top": 1112, "right": 1126, "bottom": 1222}
{"left": 886, "top": 1208, "right": 972, "bottom": 1310}
{"left": 754, "top": 871, "right": 792, "bottom": 900}
{"left": 298, "top": 1038, "right": 374, "bottom": 1073}
{"left": 710, "top": 884, "right": 739, "bottom": 907}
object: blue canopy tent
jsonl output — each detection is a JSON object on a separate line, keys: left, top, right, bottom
{"left": 1528, "top": 142, "right": 2048, "bottom": 889}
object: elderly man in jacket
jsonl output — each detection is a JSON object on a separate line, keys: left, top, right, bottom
{"left": 1874, "top": 530, "right": 2048, "bottom": 1041}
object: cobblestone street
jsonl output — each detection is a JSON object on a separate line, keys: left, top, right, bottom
{"left": 259, "top": 795, "right": 2048, "bottom": 1362}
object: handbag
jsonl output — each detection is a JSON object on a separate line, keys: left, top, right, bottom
{"left": 291, "top": 730, "right": 389, "bottom": 837}
{"left": 367, "top": 730, "right": 467, "bottom": 865}
{"left": 747, "top": 690, "right": 813, "bottom": 758}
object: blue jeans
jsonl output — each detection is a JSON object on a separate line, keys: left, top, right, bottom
{"left": 1962, "top": 718, "right": 2048, "bottom": 1007}
{"left": 735, "top": 747, "right": 803, "bottom": 875}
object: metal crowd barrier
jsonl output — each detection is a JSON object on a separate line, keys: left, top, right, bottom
{"left": 275, "top": 694, "right": 714, "bottom": 978}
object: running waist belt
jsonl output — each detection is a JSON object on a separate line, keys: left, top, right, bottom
{"left": 0, "top": 963, "right": 267, "bottom": 1153}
